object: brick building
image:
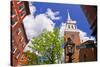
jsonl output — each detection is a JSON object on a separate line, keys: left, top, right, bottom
{"left": 11, "top": 1, "right": 30, "bottom": 66}
{"left": 64, "top": 10, "right": 80, "bottom": 63}
{"left": 81, "top": 5, "right": 97, "bottom": 61}
{"left": 64, "top": 5, "right": 97, "bottom": 63}
{"left": 79, "top": 40, "right": 97, "bottom": 62}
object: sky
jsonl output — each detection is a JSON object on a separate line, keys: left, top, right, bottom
{"left": 31, "top": 2, "right": 91, "bottom": 35}
{"left": 23, "top": 2, "right": 95, "bottom": 42}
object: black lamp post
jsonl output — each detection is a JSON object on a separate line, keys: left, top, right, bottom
{"left": 64, "top": 38, "right": 75, "bottom": 63}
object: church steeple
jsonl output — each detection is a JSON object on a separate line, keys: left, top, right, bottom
{"left": 64, "top": 10, "right": 80, "bottom": 63}
{"left": 65, "top": 10, "right": 77, "bottom": 32}
{"left": 65, "top": 10, "right": 77, "bottom": 31}
{"left": 67, "top": 9, "right": 71, "bottom": 21}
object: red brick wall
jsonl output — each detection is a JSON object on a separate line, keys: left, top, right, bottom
{"left": 11, "top": 1, "right": 29, "bottom": 66}
{"left": 79, "top": 48, "right": 96, "bottom": 62}
{"left": 64, "top": 31, "right": 80, "bottom": 62}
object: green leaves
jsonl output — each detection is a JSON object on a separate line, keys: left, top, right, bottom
{"left": 24, "top": 51, "right": 38, "bottom": 65}
{"left": 29, "top": 28, "right": 64, "bottom": 64}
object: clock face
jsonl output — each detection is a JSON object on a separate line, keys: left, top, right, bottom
{"left": 68, "top": 45, "right": 73, "bottom": 53}
{"left": 65, "top": 44, "right": 74, "bottom": 54}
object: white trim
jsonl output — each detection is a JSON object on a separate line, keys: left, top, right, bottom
{"left": 12, "top": 21, "right": 18, "bottom": 28}
{"left": 16, "top": 52, "right": 20, "bottom": 59}
{"left": 13, "top": 47, "right": 17, "bottom": 54}
{"left": 17, "top": 1, "right": 21, "bottom": 4}
{"left": 21, "top": 10, "right": 26, "bottom": 19}
{"left": 18, "top": 28, "right": 22, "bottom": 35}
{"left": 23, "top": 42, "right": 26, "bottom": 48}
{"left": 11, "top": 14, "right": 16, "bottom": 18}
{"left": 21, "top": 36, "right": 24, "bottom": 42}
{"left": 19, "top": 3, "right": 25, "bottom": 13}
{"left": 21, "top": 55, "right": 24, "bottom": 61}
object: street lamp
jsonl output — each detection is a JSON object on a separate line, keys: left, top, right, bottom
{"left": 64, "top": 38, "right": 75, "bottom": 63}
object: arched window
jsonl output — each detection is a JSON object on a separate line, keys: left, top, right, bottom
{"left": 72, "top": 25, "right": 74, "bottom": 29}
{"left": 68, "top": 25, "right": 70, "bottom": 29}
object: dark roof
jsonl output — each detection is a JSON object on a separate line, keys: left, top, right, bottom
{"left": 76, "top": 40, "right": 96, "bottom": 49}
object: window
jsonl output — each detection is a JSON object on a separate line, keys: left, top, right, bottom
{"left": 11, "top": 9, "right": 16, "bottom": 17}
{"left": 16, "top": 50, "right": 20, "bottom": 59}
{"left": 11, "top": 17, "right": 17, "bottom": 25}
{"left": 72, "top": 25, "right": 74, "bottom": 29}
{"left": 21, "top": 36, "right": 23, "bottom": 42}
{"left": 18, "top": 3, "right": 26, "bottom": 17}
{"left": 18, "top": 3, "right": 24, "bottom": 10}
{"left": 21, "top": 55, "right": 24, "bottom": 61}
{"left": 68, "top": 25, "right": 70, "bottom": 29}
{"left": 11, "top": 8, "right": 18, "bottom": 25}
{"left": 12, "top": 47, "right": 17, "bottom": 54}
{"left": 23, "top": 42, "right": 26, "bottom": 48}
{"left": 20, "top": 10, "right": 26, "bottom": 17}
{"left": 74, "top": 26, "right": 76, "bottom": 29}
{"left": 23, "top": 10, "right": 26, "bottom": 15}
{"left": 17, "top": 1, "right": 21, "bottom": 4}
{"left": 16, "top": 28, "right": 22, "bottom": 35}
{"left": 18, "top": 28, "right": 22, "bottom": 35}
{"left": 12, "top": 40, "right": 14, "bottom": 45}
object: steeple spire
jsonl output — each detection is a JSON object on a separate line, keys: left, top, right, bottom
{"left": 67, "top": 9, "right": 71, "bottom": 21}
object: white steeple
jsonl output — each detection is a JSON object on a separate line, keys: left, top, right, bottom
{"left": 65, "top": 9, "right": 78, "bottom": 32}
{"left": 66, "top": 9, "right": 76, "bottom": 24}
{"left": 67, "top": 9, "right": 71, "bottom": 21}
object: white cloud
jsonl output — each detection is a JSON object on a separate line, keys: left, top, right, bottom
{"left": 77, "top": 29, "right": 95, "bottom": 43}
{"left": 46, "top": 8, "right": 61, "bottom": 20}
{"left": 59, "top": 22, "right": 66, "bottom": 37}
{"left": 34, "top": 14, "right": 55, "bottom": 32}
{"left": 23, "top": 15, "right": 37, "bottom": 40}
{"left": 23, "top": 13, "right": 55, "bottom": 40}
{"left": 59, "top": 23, "right": 95, "bottom": 43}
{"left": 23, "top": 5, "right": 61, "bottom": 52}
{"left": 29, "top": 2, "right": 36, "bottom": 15}
{"left": 77, "top": 29, "right": 88, "bottom": 42}
{"left": 23, "top": 5, "right": 61, "bottom": 40}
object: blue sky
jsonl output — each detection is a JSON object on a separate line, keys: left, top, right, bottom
{"left": 31, "top": 2, "right": 92, "bottom": 37}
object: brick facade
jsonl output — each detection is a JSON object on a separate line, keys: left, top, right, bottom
{"left": 11, "top": 1, "right": 30, "bottom": 66}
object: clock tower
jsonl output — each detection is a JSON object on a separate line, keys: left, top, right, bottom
{"left": 64, "top": 10, "right": 80, "bottom": 63}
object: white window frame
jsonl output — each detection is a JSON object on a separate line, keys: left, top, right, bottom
{"left": 19, "top": 3, "right": 25, "bottom": 13}
{"left": 23, "top": 42, "right": 26, "bottom": 48}
{"left": 18, "top": 28, "right": 22, "bottom": 35}
{"left": 21, "top": 55, "right": 24, "bottom": 61}
{"left": 21, "top": 36, "right": 23, "bottom": 42}
{"left": 16, "top": 51, "right": 20, "bottom": 59}
{"left": 12, "top": 47, "right": 17, "bottom": 54}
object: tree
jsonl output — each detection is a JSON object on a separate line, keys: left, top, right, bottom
{"left": 29, "top": 28, "right": 64, "bottom": 64}
{"left": 24, "top": 50, "right": 38, "bottom": 65}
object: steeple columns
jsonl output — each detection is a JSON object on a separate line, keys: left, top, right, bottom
{"left": 66, "top": 24, "right": 77, "bottom": 30}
